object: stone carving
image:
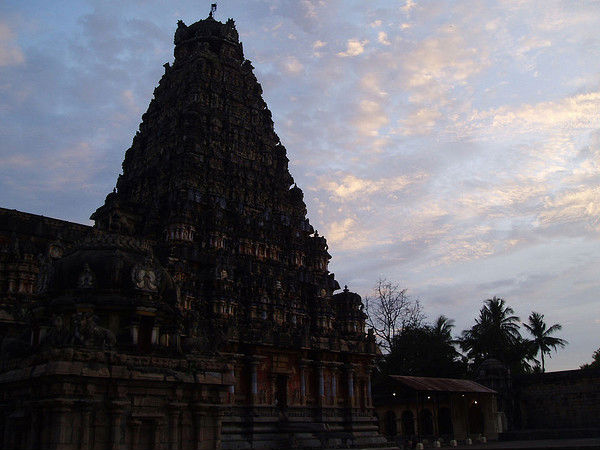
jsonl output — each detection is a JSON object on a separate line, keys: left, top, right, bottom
{"left": 36, "top": 254, "right": 52, "bottom": 294}
{"left": 73, "top": 312, "right": 116, "bottom": 349}
{"left": 43, "top": 314, "right": 73, "bottom": 347}
{"left": 48, "top": 241, "right": 64, "bottom": 259}
{"left": 77, "top": 263, "right": 95, "bottom": 289}
{"left": 132, "top": 258, "right": 159, "bottom": 291}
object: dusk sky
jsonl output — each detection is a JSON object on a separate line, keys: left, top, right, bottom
{"left": 2, "top": 0, "right": 600, "bottom": 370}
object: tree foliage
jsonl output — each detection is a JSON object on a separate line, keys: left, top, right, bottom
{"left": 460, "top": 297, "right": 521, "bottom": 361}
{"left": 460, "top": 297, "right": 538, "bottom": 374}
{"left": 382, "top": 315, "right": 467, "bottom": 378}
{"left": 523, "top": 311, "right": 567, "bottom": 372}
{"left": 364, "top": 278, "right": 424, "bottom": 352}
{"left": 580, "top": 347, "right": 600, "bottom": 370}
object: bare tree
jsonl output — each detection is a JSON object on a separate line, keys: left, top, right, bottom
{"left": 364, "top": 278, "right": 424, "bottom": 352}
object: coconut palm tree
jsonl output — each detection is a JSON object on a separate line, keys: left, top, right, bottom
{"left": 460, "top": 297, "right": 523, "bottom": 366}
{"left": 524, "top": 312, "right": 568, "bottom": 372}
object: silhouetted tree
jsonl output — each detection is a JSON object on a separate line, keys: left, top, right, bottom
{"left": 523, "top": 312, "right": 567, "bottom": 372}
{"left": 580, "top": 347, "right": 600, "bottom": 370}
{"left": 461, "top": 297, "right": 521, "bottom": 361}
{"left": 382, "top": 315, "right": 466, "bottom": 377}
{"left": 460, "top": 297, "right": 537, "bottom": 374}
{"left": 364, "top": 278, "right": 424, "bottom": 352}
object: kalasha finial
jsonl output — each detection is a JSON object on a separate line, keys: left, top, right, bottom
{"left": 210, "top": 3, "right": 217, "bottom": 17}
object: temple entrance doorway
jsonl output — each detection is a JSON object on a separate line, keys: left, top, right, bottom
{"left": 468, "top": 402, "right": 484, "bottom": 435}
{"left": 384, "top": 410, "right": 397, "bottom": 437}
{"left": 438, "top": 407, "right": 453, "bottom": 436}
{"left": 401, "top": 410, "right": 415, "bottom": 436}
{"left": 420, "top": 409, "right": 434, "bottom": 436}
{"left": 275, "top": 374, "right": 288, "bottom": 410}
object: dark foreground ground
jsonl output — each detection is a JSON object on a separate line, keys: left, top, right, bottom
{"left": 453, "top": 438, "right": 600, "bottom": 450}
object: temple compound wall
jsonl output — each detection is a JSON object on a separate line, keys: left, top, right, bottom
{"left": 513, "top": 368, "right": 600, "bottom": 431}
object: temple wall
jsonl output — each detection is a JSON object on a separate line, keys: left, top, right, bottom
{"left": 514, "top": 368, "right": 600, "bottom": 430}
{"left": 0, "top": 354, "right": 232, "bottom": 450}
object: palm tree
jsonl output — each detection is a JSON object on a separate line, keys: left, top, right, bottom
{"left": 461, "top": 297, "right": 522, "bottom": 364}
{"left": 524, "top": 312, "right": 568, "bottom": 372}
{"left": 432, "top": 315, "right": 455, "bottom": 342}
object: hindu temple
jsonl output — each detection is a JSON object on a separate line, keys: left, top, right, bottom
{"left": 0, "top": 13, "right": 386, "bottom": 450}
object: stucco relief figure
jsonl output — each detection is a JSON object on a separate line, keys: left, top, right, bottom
{"left": 132, "top": 260, "right": 158, "bottom": 291}
{"left": 43, "top": 314, "right": 72, "bottom": 347}
{"left": 73, "top": 312, "right": 116, "bottom": 349}
{"left": 36, "top": 254, "right": 52, "bottom": 294}
{"left": 78, "top": 263, "right": 95, "bottom": 289}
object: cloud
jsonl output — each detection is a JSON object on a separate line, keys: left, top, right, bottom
{"left": 474, "top": 91, "right": 600, "bottom": 134}
{"left": 283, "top": 56, "right": 303, "bottom": 74}
{"left": 515, "top": 36, "right": 552, "bottom": 57}
{"left": 353, "top": 99, "right": 389, "bottom": 136}
{"left": 377, "top": 31, "right": 391, "bottom": 46}
{"left": 405, "top": 28, "right": 488, "bottom": 89}
{"left": 312, "top": 40, "right": 326, "bottom": 57}
{"left": 539, "top": 186, "right": 600, "bottom": 231}
{"left": 0, "top": 22, "right": 25, "bottom": 67}
{"left": 338, "top": 39, "right": 368, "bottom": 57}
{"left": 401, "top": 0, "right": 417, "bottom": 14}
{"left": 401, "top": 107, "right": 442, "bottom": 136}
{"left": 320, "top": 173, "right": 419, "bottom": 201}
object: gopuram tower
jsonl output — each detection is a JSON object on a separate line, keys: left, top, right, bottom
{"left": 0, "top": 14, "right": 385, "bottom": 450}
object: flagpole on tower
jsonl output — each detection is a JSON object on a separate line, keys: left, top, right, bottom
{"left": 209, "top": 3, "right": 217, "bottom": 18}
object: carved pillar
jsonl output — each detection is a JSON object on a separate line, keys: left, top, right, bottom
{"left": 49, "top": 401, "right": 73, "bottom": 449}
{"left": 367, "top": 367, "right": 373, "bottom": 407}
{"left": 211, "top": 407, "right": 224, "bottom": 450}
{"left": 27, "top": 409, "right": 40, "bottom": 450}
{"left": 110, "top": 401, "right": 128, "bottom": 450}
{"left": 79, "top": 405, "right": 93, "bottom": 450}
{"left": 129, "top": 420, "right": 141, "bottom": 450}
{"left": 299, "top": 361, "right": 307, "bottom": 405}
{"left": 192, "top": 408, "right": 206, "bottom": 450}
{"left": 346, "top": 365, "right": 355, "bottom": 407}
{"left": 249, "top": 359, "right": 260, "bottom": 404}
{"left": 130, "top": 323, "right": 139, "bottom": 345}
{"left": 318, "top": 365, "right": 324, "bottom": 398}
{"left": 331, "top": 367, "right": 338, "bottom": 406}
{"left": 228, "top": 367, "right": 235, "bottom": 395}
{"left": 168, "top": 403, "right": 183, "bottom": 450}
{"left": 151, "top": 325, "right": 160, "bottom": 345}
{"left": 270, "top": 372, "right": 278, "bottom": 407}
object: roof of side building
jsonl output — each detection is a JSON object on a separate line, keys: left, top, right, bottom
{"left": 388, "top": 375, "right": 496, "bottom": 394}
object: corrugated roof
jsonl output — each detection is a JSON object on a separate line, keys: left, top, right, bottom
{"left": 388, "top": 375, "right": 496, "bottom": 394}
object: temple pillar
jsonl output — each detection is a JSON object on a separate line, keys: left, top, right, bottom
{"left": 130, "top": 323, "right": 139, "bottom": 345}
{"left": 27, "top": 408, "right": 40, "bottom": 450}
{"left": 192, "top": 408, "right": 206, "bottom": 450}
{"left": 48, "top": 400, "right": 74, "bottom": 450}
{"left": 168, "top": 403, "right": 184, "bottom": 450}
{"left": 299, "top": 361, "right": 307, "bottom": 405}
{"left": 346, "top": 365, "right": 355, "bottom": 407}
{"left": 110, "top": 400, "right": 128, "bottom": 450}
{"left": 79, "top": 405, "right": 93, "bottom": 450}
{"left": 317, "top": 364, "right": 325, "bottom": 404}
{"left": 331, "top": 367, "right": 338, "bottom": 406}
{"left": 249, "top": 358, "right": 260, "bottom": 404}
{"left": 367, "top": 367, "right": 373, "bottom": 407}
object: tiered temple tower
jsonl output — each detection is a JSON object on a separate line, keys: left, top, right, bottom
{"left": 0, "top": 15, "right": 384, "bottom": 450}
